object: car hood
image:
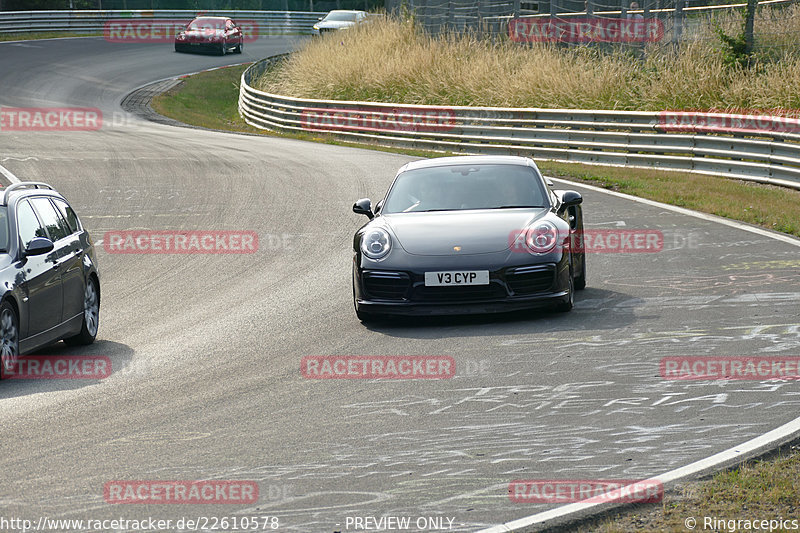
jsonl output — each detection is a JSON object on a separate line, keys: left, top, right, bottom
{"left": 317, "top": 20, "right": 355, "bottom": 29}
{"left": 180, "top": 29, "right": 224, "bottom": 37}
{"left": 382, "top": 209, "right": 548, "bottom": 256}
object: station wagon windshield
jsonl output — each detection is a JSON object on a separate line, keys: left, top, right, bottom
{"left": 382, "top": 164, "right": 548, "bottom": 214}
{"left": 323, "top": 12, "right": 359, "bottom": 21}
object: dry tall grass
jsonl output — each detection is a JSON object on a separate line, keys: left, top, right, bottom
{"left": 257, "top": 4, "right": 800, "bottom": 111}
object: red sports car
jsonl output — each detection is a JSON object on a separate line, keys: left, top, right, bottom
{"left": 174, "top": 16, "right": 243, "bottom": 55}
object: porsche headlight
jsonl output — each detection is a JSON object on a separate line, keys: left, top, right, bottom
{"left": 525, "top": 221, "right": 559, "bottom": 254}
{"left": 361, "top": 228, "right": 391, "bottom": 260}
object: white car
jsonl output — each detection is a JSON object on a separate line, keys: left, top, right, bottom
{"left": 311, "top": 10, "right": 367, "bottom": 36}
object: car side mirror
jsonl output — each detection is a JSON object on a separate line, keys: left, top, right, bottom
{"left": 557, "top": 190, "right": 583, "bottom": 212}
{"left": 561, "top": 190, "right": 583, "bottom": 206}
{"left": 317, "top": 16, "right": 323, "bottom": 20}
{"left": 353, "top": 198, "right": 374, "bottom": 219}
{"left": 24, "top": 237, "right": 54, "bottom": 257}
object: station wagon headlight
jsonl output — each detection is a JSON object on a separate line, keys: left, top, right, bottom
{"left": 361, "top": 228, "right": 391, "bottom": 260}
{"left": 313, "top": 24, "right": 319, "bottom": 30}
{"left": 525, "top": 221, "right": 558, "bottom": 254}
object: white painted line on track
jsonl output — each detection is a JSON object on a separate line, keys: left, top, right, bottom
{"left": 0, "top": 163, "right": 21, "bottom": 184}
{"left": 478, "top": 415, "right": 800, "bottom": 533}
{"left": 475, "top": 176, "right": 800, "bottom": 533}
{"left": 549, "top": 176, "right": 800, "bottom": 248}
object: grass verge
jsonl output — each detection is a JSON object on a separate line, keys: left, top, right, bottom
{"left": 0, "top": 31, "right": 101, "bottom": 41}
{"left": 579, "top": 444, "right": 800, "bottom": 532}
{"left": 151, "top": 64, "right": 262, "bottom": 134}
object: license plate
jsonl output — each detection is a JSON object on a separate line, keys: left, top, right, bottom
{"left": 424, "top": 271, "right": 489, "bottom": 286}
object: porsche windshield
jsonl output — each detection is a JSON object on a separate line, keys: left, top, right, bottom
{"left": 382, "top": 164, "right": 548, "bottom": 214}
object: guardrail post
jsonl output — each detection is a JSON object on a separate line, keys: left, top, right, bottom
{"left": 674, "top": 0, "right": 685, "bottom": 44}
{"left": 447, "top": 0, "right": 454, "bottom": 30}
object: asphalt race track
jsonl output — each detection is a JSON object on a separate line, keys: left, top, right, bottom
{"left": 1, "top": 36, "right": 800, "bottom": 532}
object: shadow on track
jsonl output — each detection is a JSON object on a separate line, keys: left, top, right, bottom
{"left": 0, "top": 340, "right": 133, "bottom": 399}
{"left": 357, "top": 287, "right": 641, "bottom": 339}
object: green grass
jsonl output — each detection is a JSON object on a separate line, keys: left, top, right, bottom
{"left": 151, "top": 64, "right": 262, "bottom": 133}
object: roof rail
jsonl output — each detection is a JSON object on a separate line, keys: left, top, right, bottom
{"left": 2, "top": 182, "right": 55, "bottom": 205}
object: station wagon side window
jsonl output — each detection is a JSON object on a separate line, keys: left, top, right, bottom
{"left": 29, "top": 197, "right": 70, "bottom": 242}
{"left": 52, "top": 198, "right": 81, "bottom": 234}
{"left": 17, "top": 200, "right": 47, "bottom": 249}
{"left": 0, "top": 209, "right": 8, "bottom": 253}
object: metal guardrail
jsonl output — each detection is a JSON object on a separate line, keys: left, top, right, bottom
{"left": 0, "top": 10, "right": 320, "bottom": 35}
{"left": 508, "top": 0, "right": 795, "bottom": 18}
{"left": 239, "top": 54, "right": 800, "bottom": 190}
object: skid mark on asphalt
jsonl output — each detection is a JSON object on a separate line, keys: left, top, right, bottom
{"left": 502, "top": 322, "right": 800, "bottom": 352}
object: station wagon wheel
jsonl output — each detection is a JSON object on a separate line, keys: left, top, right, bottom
{"left": 0, "top": 301, "right": 19, "bottom": 379}
{"left": 64, "top": 277, "right": 99, "bottom": 346}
